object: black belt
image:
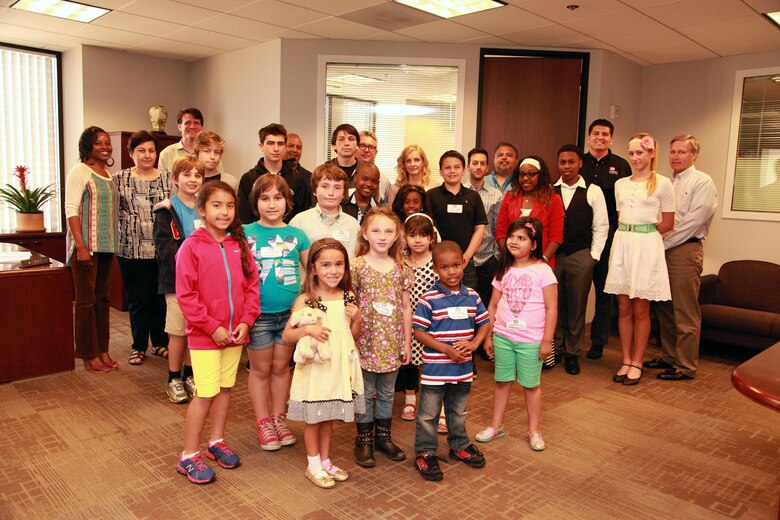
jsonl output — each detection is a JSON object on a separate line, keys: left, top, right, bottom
{"left": 684, "top": 237, "right": 701, "bottom": 244}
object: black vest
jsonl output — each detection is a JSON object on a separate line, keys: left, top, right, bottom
{"left": 555, "top": 185, "right": 593, "bottom": 255}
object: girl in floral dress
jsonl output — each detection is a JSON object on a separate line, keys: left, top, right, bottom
{"left": 351, "top": 207, "right": 413, "bottom": 468}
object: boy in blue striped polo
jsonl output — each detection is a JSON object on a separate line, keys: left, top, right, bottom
{"left": 412, "top": 241, "right": 491, "bottom": 481}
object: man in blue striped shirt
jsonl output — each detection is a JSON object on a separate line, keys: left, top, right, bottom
{"left": 412, "top": 241, "right": 490, "bottom": 481}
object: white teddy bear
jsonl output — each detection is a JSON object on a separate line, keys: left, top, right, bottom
{"left": 290, "top": 307, "right": 331, "bottom": 364}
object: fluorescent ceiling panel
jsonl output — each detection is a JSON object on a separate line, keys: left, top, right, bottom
{"left": 394, "top": 0, "right": 504, "bottom": 19}
{"left": 11, "top": 0, "right": 109, "bottom": 23}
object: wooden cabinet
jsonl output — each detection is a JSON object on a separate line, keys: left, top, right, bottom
{"left": 0, "top": 231, "right": 67, "bottom": 263}
{"left": 0, "top": 247, "right": 74, "bottom": 382}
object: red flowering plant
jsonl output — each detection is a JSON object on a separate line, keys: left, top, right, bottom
{"left": 0, "top": 165, "right": 56, "bottom": 213}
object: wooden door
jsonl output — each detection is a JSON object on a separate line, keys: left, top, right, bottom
{"left": 478, "top": 51, "right": 588, "bottom": 182}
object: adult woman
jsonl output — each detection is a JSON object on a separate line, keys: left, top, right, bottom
{"left": 495, "top": 156, "right": 564, "bottom": 268}
{"left": 65, "top": 126, "right": 119, "bottom": 373}
{"left": 386, "top": 145, "right": 436, "bottom": 206}
{"left": 113, "top": 130, "right": 173, "bottom": 366}
{"left": 604, "top": 133, "right": 674, "bottom": 386}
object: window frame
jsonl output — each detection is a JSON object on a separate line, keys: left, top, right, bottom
{"left": 723, "top": 65, "right": 780, "bottom": 222}
{"left": 316, "top": 55, "right": 466, "bottom": 175}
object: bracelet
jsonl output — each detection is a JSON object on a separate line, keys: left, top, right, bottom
{"left": 542, "top": 255, "right": 549, "bottom": 263}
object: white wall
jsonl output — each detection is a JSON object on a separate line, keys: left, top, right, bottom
{"left": 80, "top": 46, "right": 192, "bottom": 140}
{"left": 62, "top": 45, "right": 84, "bottom": 170}
{"left": 191, "top": 40, "right": 282, "bottom": 175}
{"left": 640, "top": 50, "right": 780, "bottom": 274}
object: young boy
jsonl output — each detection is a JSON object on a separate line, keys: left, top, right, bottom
{"left": 427, "top": 151, "right": 487, "bottom": 290}
{"left": 412, "top": 241, "right": 490, "bottom": 481}
{"left": 289, "top": 162, "right": 359, "bottom": 258}
{"left": 193, "top": 131, "right": 239, "bottom": 191}
{"left": 153, "top": 156, "right": 205, "bottom": 403}
{"left": 341, "top": 162, "right": 380, "bottom": 224}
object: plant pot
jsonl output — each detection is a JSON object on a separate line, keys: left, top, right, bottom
{"left": 16, "top": 211, "right": 45, "bottom": 233}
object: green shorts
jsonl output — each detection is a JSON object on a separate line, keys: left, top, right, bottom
{"left": 492, "top": 333, "right": 542, "bottom": 388}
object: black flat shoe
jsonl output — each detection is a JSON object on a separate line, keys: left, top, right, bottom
{"left": 657, "top": 368, "right": 694, "bottom": 381}
{"left": 612, "top": 363, "right": 631, "bottom": 383}
{"left": 643, "top": 358, "right": 672, "bottom": 369}
{"left": 586, "top": 344, "right": 603, "bottom": 360}
{"left": 622, "top": 364, "right": 642, "bottom": 386}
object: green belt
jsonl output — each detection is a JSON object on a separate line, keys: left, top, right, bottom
{"left": 618, "top": 222, "right": 657, "bottom": 233}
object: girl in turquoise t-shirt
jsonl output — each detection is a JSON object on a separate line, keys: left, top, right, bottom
{"left": 243, "top": 175, "right": 310, "bottom": 451}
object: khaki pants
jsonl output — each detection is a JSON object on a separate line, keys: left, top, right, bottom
{"left": 656, "top": 242, "right": 704, "bottom": 377}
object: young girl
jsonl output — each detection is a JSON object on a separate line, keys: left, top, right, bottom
{"left": 351, "top": 207, "right": 413, "bottom": 468}
{"left": 604, "top": 133, "right": 674, "bottom": 386}
{"left": 398, "top": 214, "right": 437, "bottom": 423}
{"left": 282, "top": 239, "right": 363, "bottom": 489}
{"left": 175, "top": 182, "right": 259, "bottom": 484}
{"left": 476, "top": 218, "right": 557, "bottom": 451}
{"left": 243, "top": 175, "right": 310, "bottom": 451}
{"left": 391, "top": 184, "right": 429, "bottom": 223}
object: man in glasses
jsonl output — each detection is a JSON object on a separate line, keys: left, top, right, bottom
{"left": 357, "top": 130, "right": 390, "bottom": 204}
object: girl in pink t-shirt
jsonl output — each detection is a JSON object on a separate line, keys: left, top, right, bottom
{"left": 476, "top": 217, "right": 557, "bottom": 451}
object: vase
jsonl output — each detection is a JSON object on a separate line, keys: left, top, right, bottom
{"left": 16, "top": 211, "right": 45, "bottom": 233}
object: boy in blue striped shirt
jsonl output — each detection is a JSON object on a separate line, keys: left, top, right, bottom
{"left": 412, "top": 241, "right": 490, "bottom": 481}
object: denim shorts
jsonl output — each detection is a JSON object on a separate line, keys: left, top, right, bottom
{"left": 248, "top": 310, "right": 293, "bottom": 351}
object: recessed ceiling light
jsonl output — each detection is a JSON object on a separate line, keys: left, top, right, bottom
{"left": 763, "top": 11, "right": 780, "bottom": 29}
{"left": 11, "top": 0, "right": 110, "bottom": 23}
{"left": 394, "top": 0, "right": 505, "bottom": 19}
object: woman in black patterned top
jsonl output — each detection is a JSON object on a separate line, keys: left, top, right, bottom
{"left": 112, "top": 130, "right": 173, "bottom": 366}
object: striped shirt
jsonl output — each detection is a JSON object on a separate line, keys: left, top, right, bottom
{"left": 412, "top": 280, "right": 490, "bottom": 385}
{"left": 64, "top": 162, "right": 118, "bottom": 257}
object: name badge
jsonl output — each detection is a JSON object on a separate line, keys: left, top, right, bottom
{"left": 193, "top": 219, "right": 203, "bottom": 229}
{"left": 608, "top": 167, "right": 618, "bottom": 175}
{"left": 372, "top": 301, "right": 394, "bottom": 316}
{"left": 507, "top": 318, "right": 527, "bottom": 331}
{"left": 333, "top": 229, "right": 350, "bottom": 242}
{"left": 447, "top": 204, "right": 463, "bottom": 214}
{"left": 447, "top": 306, "right": 468, "bottom": 320}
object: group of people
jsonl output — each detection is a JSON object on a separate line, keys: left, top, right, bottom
{"left": 64, "top": 110, "right": 717, "bottom": 488}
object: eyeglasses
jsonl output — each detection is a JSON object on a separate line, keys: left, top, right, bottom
{"left": 518, "top": 171, "right": 540, "bottom": 178}
{"left": 359, "top": 144, "right": 377, "bottom": 152}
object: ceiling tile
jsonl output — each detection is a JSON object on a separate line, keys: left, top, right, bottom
{"left": 679, "top": 15, "right": 780, "bottom": 42}
{"left": 71, "top": 24, "right": 155, "bottom": 46}
{"left": 294, "top": 16, "right": 385, "bottom": 38}
{"left": 339, "top": 2, "right": 439, "bottom": 32}
{"left": 516, "top": 0, "right": 630, "bottom": 21}
{"left": 458, "top": 34, "right": 515, "bottom": 45}
{"left": 501, "top": 23, "right": 591, "bottom": 46}
{"left": 361, "top": 30, "right": 421, "bottom": 41}
{"left": 174, "top": 0, "right": 258, "bottom": 10}
{"left": 93, "top": 11, "right": 183, "bottom": 36}
{"left": 454, "top": 5, "right": 550, "bottom": 34}
{"left": 278, "top": 0, "right": 386, "bottom": 16}
{"left": 272, "top": 28, "right": 320, "bottom": 38}
{"left": 122, "top": 0, "right": 215, "bottom": 24}
{"left": 563, "top": 9, "right": 666, "bottom": 37}
{"left": 230, "top": 0, "right": 330, "bottom": 27}
{"left": 395, "top": 19, "right": 488, "bottom": 42}
{"left": 599, "top": 26, "right": 709, "bottom": 52}
{"left": 0, "top": 22, "right": 67, "bottom": 44}
{"left": 639, "top": 0, "right": 755, "bottom": 27}
{"left": 634, "top": 47, "right": 721, "bottom": 64}
{"left": 161, "top": 26, "right": 256, "bottom": 50}
{"left": 79, "top": 0, "right": 133, "bottom": 8}
{"left": 131, "top": 37, "right": 223, "bottom": 60}
{"left": 0, "top": 8, "right": 84, "bottom": 34}
{"left": 193, "top": 13, "right": 285, "bottom": 40}
{"left": 742, "top": 0, "right": 780, "bottom": 12}
{"left": 707, "top": 32, "right": 780, "bottom": 56}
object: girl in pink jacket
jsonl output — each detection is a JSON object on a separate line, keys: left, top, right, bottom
{"left": 174, "top": 181, "right": 260, "bottom": 485}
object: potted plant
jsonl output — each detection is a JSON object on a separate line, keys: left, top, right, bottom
{"left": 0, "top": 165, "right": 57, "bottom": 232}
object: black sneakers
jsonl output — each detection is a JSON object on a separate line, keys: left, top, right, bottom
{"left": 449, "top": 444, "right": 486, "bottom": 468}
{"left": 415, "top": 453, "right": 444, "bottom": 481}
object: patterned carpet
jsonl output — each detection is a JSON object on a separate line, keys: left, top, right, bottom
{"left": 0, "top": 309, "right": 778, "bottom": 519}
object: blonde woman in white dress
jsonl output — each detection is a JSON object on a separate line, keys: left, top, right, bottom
{"left": 605, "top": 133, "right": 675, "bottom": 386}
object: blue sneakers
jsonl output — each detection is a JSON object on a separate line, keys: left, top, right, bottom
{"left": 176, "top": 453, "right": 216, "bottom": 484}
{"left": 206, "top": 441, "right": 241, "bottom": 469}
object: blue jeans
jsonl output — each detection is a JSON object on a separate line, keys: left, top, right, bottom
{"left": 415, "top": 382, "right": 471, "bottom": 455}
{"left": 356, "top": 369, "right": 398, "bottom": 423}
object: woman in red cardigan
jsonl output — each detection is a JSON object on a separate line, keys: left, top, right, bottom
{"left": 496, "top": 156, "right": 564, "bottom": 268}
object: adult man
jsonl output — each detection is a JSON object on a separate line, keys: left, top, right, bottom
{"left": 357, "top": 130, "right": 391, "bottom": 203}
{"left": 463, "top": 147, "right": 503, "bottom": 314}
{"left": 158, "top": 108, "right": 204, "bottom": 173}
{"left": 646, "top": 135, "right": 717, "bottom": 381}
{"left": 285, "top": 133, "right": 314, "bottom": 207}
{"left": 552, "top": 145, "right": 609, "bottom": 375}
{"left": 237, "top": 123, "right": 311, "bottom": 224}
{"left": 579, "top": 119, "right": 631, "bottom": 360}
{"left": 485, "top": 142, "right": 519, "bottom": 194}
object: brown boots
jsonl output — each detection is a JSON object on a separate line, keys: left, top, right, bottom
{"left": 355, "top": 422, "right": 376, "bottom": 468}
{"left": 374, "top": 418, "right": 405, "bottom": 461}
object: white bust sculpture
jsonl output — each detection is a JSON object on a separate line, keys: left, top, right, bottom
{"left": 149, "top": 105, "right": 168, "bottom": 133}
